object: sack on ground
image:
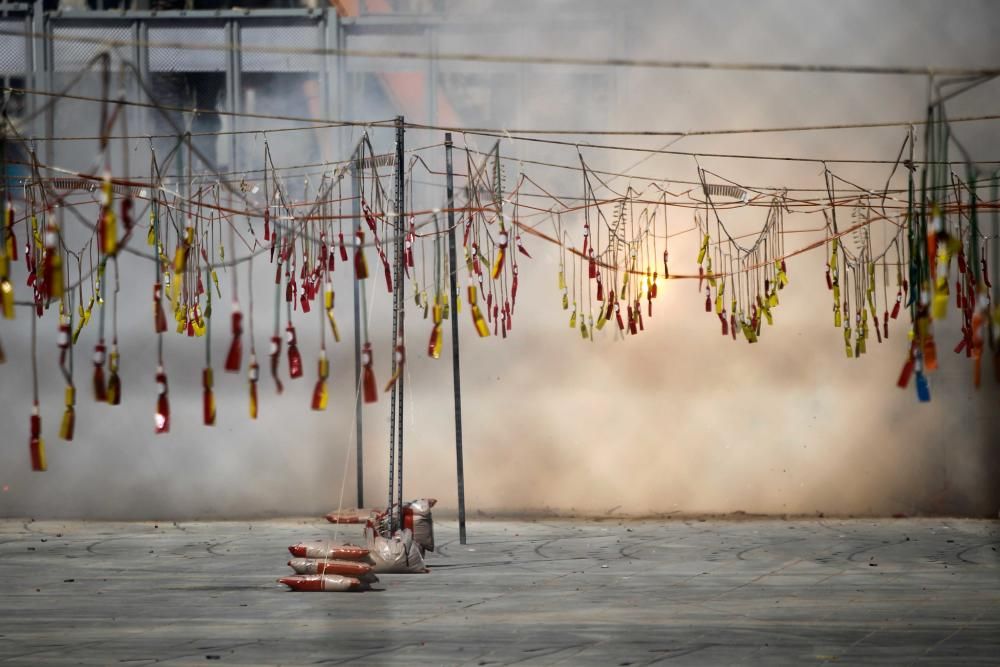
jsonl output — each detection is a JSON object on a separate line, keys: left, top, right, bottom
{"left": 409, "top": 498, "right": 436, "bottom": 554}
{"left": 288, "top": 542, "right": 369, "bottom": 560}
{"left": 364, "top": 527, "right": 428, "bottom": 574}
{"left": 287, "top": 557, "right": 374, "bottom": 578}
{"left": 324, "top": 509, "right": 369, "bottom": 524}
{"left": 278, "top": 574, "right": 367, "bottom": 592}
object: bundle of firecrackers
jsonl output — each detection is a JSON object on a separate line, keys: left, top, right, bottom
{"left": 2, "top": 155, "right": 999, "bottom": 474}
{"left": 0, "top": 165, "right": 516, "bottom": 472}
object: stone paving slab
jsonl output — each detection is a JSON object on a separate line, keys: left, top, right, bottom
{"left": 0, "top": 517, "right": 997, "bottom": 665}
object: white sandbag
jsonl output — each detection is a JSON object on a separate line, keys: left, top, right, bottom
{"left": 287, "top": 558, "right": 374, "bottom": 577}
{"left": 364, "top": 527, "right": 428, "bottom": 574}
{"left": 410, "top": 498, "right": 436, "bottom": 554}
{"left": 287, "top": 543, "right": 369, "bottom": 560}
{"left": 278, "top": 574, "right": 366, "bottom": 592}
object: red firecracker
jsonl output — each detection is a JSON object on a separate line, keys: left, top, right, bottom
{"left": 270, "top": 335, "right": 284, "bottom": 394}
{"left": 286, "top": 325, "right": 303, "bottom": 379}
{"left": 224, "top": 309, "right": 243, "bottom": 372}
{"left": 29, "top": 403, "right": 46, "bottom": 471}
{"left": 92, "top": 341, "right": 107, "bottom": 402}
{"left": 362, "top": 342, "right": 377, "bottom": 404}
{"left": 155, "top": 368, "right": 170, "bottom": 434}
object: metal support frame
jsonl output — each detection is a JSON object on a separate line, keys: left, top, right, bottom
{"left": 426, "top": 25, "right": 436, "bottom": 126}
{"left": 444, "top": 132, "right": 467, "bottom": 544}
{"left": 351, "top": 149, "right": 364, "bottom": 510}
{"left": 387, "top": 115, "right": 406, "bottom": 530}
{"left": 993, "top": 173, "right": 999, "bottom": 308}
{"left": 226, "top": 19, "right": 242, "bottom": 174}
{"left": 395, "top": 117, "right": 406, "bottom": 525}
{"left": 10, "top": 5, "right": 491, "bottom": 528}
{"left": 30, "top": 0, "right": 46, "bottom": 159}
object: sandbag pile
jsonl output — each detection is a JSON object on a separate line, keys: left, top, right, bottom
{"left": 287, "top": 557, "right": 375, "bottom": 579}
{"left": 278, "top": 497, "right": 437, "bottom": 591}
{"left": 409, "top": 498, "right": 436, "bottom": 556}
{"left": 277, "top": 574, "right": 367, "bottom": 592}
{"left": 288, "top": 542, "right": 370, "bottom": 560}
{"left": 278, "top": 541, "right": 374, "bottom": 592}
{"left": 369, "top": 498, "right": 437, "bottom": 556}
{"left": 324, "top": 508, "right": 369, "bottom": 524}
{"left": 364, "top": 526, "right": 428, "bottom": 574}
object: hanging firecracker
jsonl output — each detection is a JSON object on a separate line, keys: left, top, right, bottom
{"left": 155, "top": 367, "right": 170, "bottom": 434}
{"left": 269, "top": 335, "right": 284, "bottom": 394}
{"left": 59, "top": 384, "right": 75, "bottom": 441}
{"left": 30, "top": 403, "right": 46, "bottom": 472}
{"left": 467, "top": 285, "right": 489, "bottom": 337}
{"left": 248, "top": 355, "right": 260, "bottom": 419}
{"left": 384, "top": 335, "right": 406, "bottom": 393}
{"left": 325, "top": 290, "right": 341, "bottom": 343}
{"left": 92, "top": 340, "right": 107, "bottom": 402}
{"left": 225, "top": 308, "right": 243, "bottom": 372}
{"left": 98, "top": 174, "right": 118, "bottom": 256}
{"left": 106, "top": 341, "right": 121, "bottom": 405}
{"left": 311, "top": 351, "right": 328, "bottom": 411}
{"left": 361, "top": 342, "right": 378, "bottom": 404}
{"left": 286, "top": 324, "right": 303, "bottom": 379}
{"left": 42, "top": 215, "right": 64, "bottom": 302}
{"left": 203, "top": 368, "right": 216, "bottom": 426}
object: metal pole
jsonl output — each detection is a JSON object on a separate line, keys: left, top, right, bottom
{"left": 1, "top": 129, "right": 7, "bottom": 258}
{"left": 33, "top": 0, "right": 51, "bottom": 167}
{"left": 137, "top": 19, "right": 149, "bottom": 139}
{"left": 388, "top": 148, "right": 398, "bottom": 524}
{"left": 24, "top": 9, "right": 35, "bottom": 142}
{"left": 320, "top": 9, "right": 334, "bottom": 161}
{"left": 335, "top": 12, "right": 346, "bottom": 170}
{"left": 426, "top": 26, "right": 436, "bottom": 127}
{"left": 993, "top": 172, "right": 999, "bottom": 307}
{"left": 228, "top": 20, "right": 242, "bottom": 174}
{"left": 387, "top": 115, "right": 406, "bottom": 529}
{"left": 396, "top": 118, "right": 406, "bottom": 526}
{"left": 351, "top": 153, "right": 364, "bottom": 509}
{"left": 444, "top": 132, "right": 467, "bottom": 545}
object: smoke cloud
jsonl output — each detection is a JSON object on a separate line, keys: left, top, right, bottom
{"left": 1, "top": 0, "right": 998, "bottom": 519}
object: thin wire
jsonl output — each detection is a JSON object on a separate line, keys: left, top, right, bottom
{"left": 403, "top": 111, "right": 1000, "bottom": 139}
{"left": 9, "top": 82, "right": 1000, "bottom": 141}
{"left": 3, "top": 27, "right": 999, "bottom": 77}
{"left": 9, "top": 85, "right": 998, "bottom": 165}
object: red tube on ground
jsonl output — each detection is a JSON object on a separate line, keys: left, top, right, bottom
{"left": 287, "top": 543, "right": 370, "bottom": 560}
{"left": 277, "top": 574, "right": 364, "bottom": 592}
{"left": 287, "top": 558, "right": 374, "bottom": 577}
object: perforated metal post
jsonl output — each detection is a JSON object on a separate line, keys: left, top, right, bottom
{"left": 387, "top": 115, "right": 406, "bottom": 531}
{"left": 445, "top": 133, "right": 467, "bottom": 544}
{"left": 352, "top": 148, "right": 364, "bottom": 509}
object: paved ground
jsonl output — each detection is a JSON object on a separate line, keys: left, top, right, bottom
{"left": 0, "top": 517, "right": 997, "bottom": 665}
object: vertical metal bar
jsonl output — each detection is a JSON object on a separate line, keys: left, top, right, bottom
{"left": 335, "top": 12, "right": 346, "bottom": 164}
{"left": 233, "top": 20, "right": 243, "bottom": 170}
{"left": 494, "top": 142, "right": 501, "bottom": 212}
{"left": 387, "top": 116, "right": 403, "bottom": 528}
{"left": 969, "top": 167, "right": 979, "bottom": 285}
{"left": 137, "top": 19, "right": 149, "bottom": 139}
{"left": 44, "top": 8, "right": 52, "bottom": 167}
{"left": 320, "top": 10, "right": 334, "bottom": 159}
{"left": 394, "top": 116, "right": 406, "bottom": 526}
{"left": 444, "top": 132, "right": 467, "bottom": 545}
{"left": 25, "top": 11, "right": 35, "bottom": 140}
{"left": 1, "top": 129, "right": 6, "bottom": 256}
{"left": 32, "top": 0, "right": 50, "bottom": 164}
{"left": 426, "top": 26, "right": 436, "bottom": 127}
{"left": 130, "top": 20, "right": 141, "bottom": 140}
{"left": 226, "top": 20, "right": 237, "bottom": 174}
{"left": 992, "top": 172, "right": 999, "bottom": 308}
{"left": 352, "top": 153, "right": 364, "bottom": 509}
